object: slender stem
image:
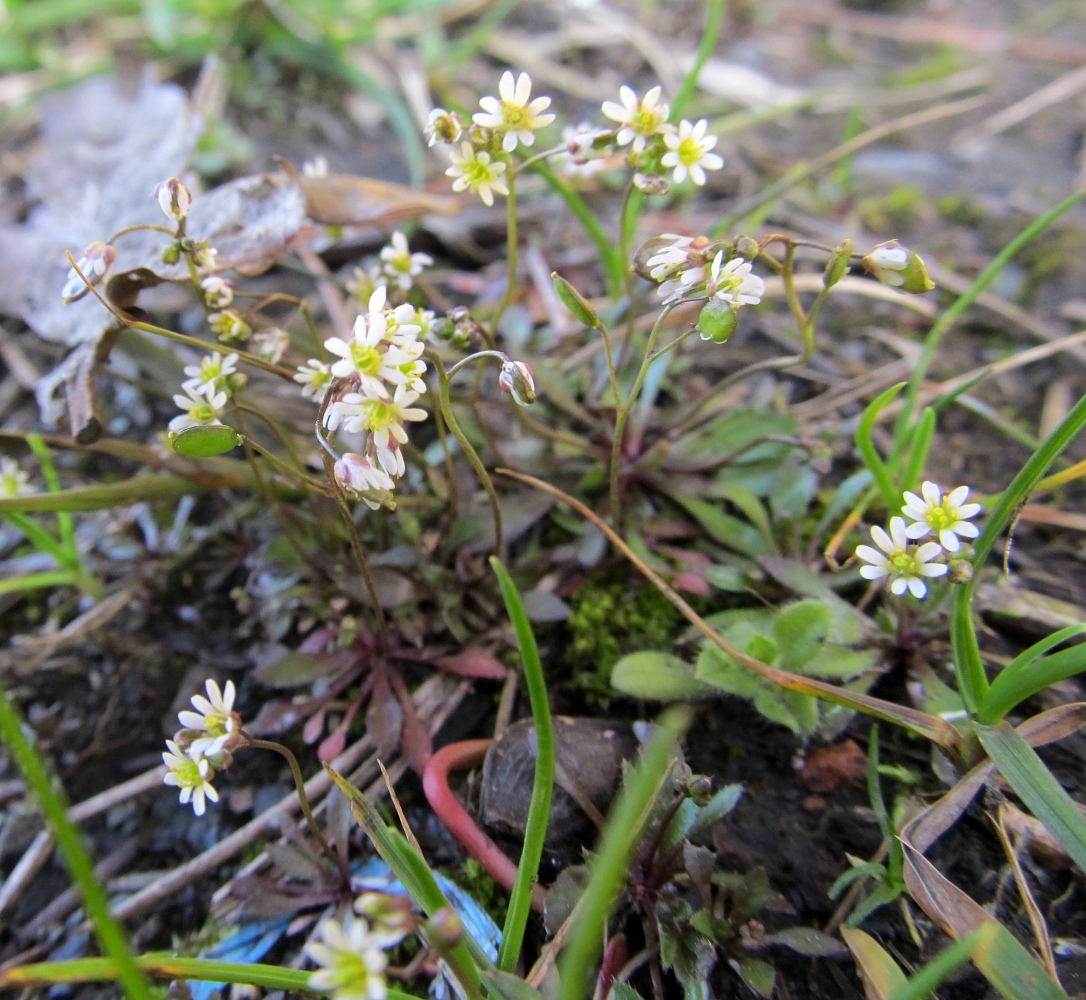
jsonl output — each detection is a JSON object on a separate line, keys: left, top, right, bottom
{"left": 243, "top": 737, "right": 346, "bottom": 878}
{"left": 65, "top": 255, "right": 295, "bottom": 380}
{"left": 617, "top": 179, "right": 639, "bottom": 368}
{"left": 446, "top": 350, "right": 509, "bottom": 380}
{"left": 425, "top": 349, "right": 504, "bottom": 558}
{"left": 596, "top": 319, "right": 622, "bottom": 411}
{"left": 610, "top": 304, "right": 679, "bottom": 530}
{"left": 489, "top": 173, "right": 518, "bottom": 344}
{"left": 0, "top": 684, "right": 151, "bottom": 1000}
{"left": 511, "top": 143, "right": 569, "bottom": 175}
{"left": 316, "top": 384, "right": 391, "bottom": 650}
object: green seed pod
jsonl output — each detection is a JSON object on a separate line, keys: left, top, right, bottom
{"left": 552, "top": 272, "right": 599, "bottom": 327}
{"left": 698, "top": 299, "right": 738, "bottom": 344}
{"left": 823, "top": 239, "right": 853, "bottom": 289}
{"left": 171, "top": 424, "right": 243, "bottom": 458}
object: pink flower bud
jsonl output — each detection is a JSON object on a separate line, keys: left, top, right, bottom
{"left": 155, "top": 178, "right": 192, "bottom": 223}
{"left": 498, "top": 360, "right": 536, "bottom": 406}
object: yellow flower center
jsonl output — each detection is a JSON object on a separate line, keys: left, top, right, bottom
{"left": 678, "top": 137, "right": 700, "bottom": 165}
{"left": 350, "top": 342, "right": 383, "bottom": 377}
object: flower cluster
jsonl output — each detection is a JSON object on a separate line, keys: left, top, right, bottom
{"left": 305, "top": 894, "right": 414, "bottom": 1000}
{"left": 856, "top": 482, "right": 982, "bottom": 598}
{"left": 163, "top": 679, "right": 241, "bottom": 815}
{"left": 426, "top": 73, "right": 724, "bottom": 207}
{"left": 299, "top": 287, "right": 430, "bottom": 505}
{"left": 640, "top": 234, "right": 766, "bottom": 316}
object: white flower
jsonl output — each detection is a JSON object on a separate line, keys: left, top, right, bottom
{"left": 866, "top": 244, "right": 909, "bottom": 287}
{"left": 902, "top": 483, "right": 982, "bottom": 553}
{"left": 553, "top": 123, "right": 610, "bottom": 177}
{"left": 295, "top": 360, "right": 334, "bottom": 401}
{"left": 62, "top": 241, "right": 116, "bottom": 302}
{"left": 251, "top": 328, "right": 290, "bottom": 364}
{"left": 473, "top": 71, "right": 555, "bottom": 152}
{"left": 425, "top": 108, "right": 463, "bottom": 147}
{"left": 373, "top": 439, "right": 405, "bottom": 480}
{"left": 646, "top": 236, "right": 694, "bottom": 280}
{"left": 154, "top": 178, "right": 191, "bottom": 223}
{"left": 856, "top": 516, "right": 948, "bottom": 598}
{"left": 412, "top": 308, "right": 436, "bottom": 340}
{"left": 332, "top": 385, "right": 428, "bottom": 449}
{"left": 354, "top": 893, "right": 413, "bottom": 947}
{"left": 601, "top": 85, "right": 671, "bottom": 152}
{"left": 183, "top": 352, "right": 239, "bottom": 394}
{"left": 378, "top": 232, "right": 433, "bottom": 291}
{"left": 201, "top": 275, "right": 234, "bottom": 309}
{"left": 208, "top": 309, "right": 251, "bottom": 345}
{"left": 177, "top": 679, "right": 240, "bottom": 758}
{"left": 0, "top": 457, "right": 34, "bottom": 498}
{"left": 162, "top": 740, "right": 219, "bottom": 817}
{"left": 446, "top": 142, "right": 509, "bottom": 207}
{"left": 334, "top": 453, "right": 395, "bottom": 510}
{"left": 661, "top": 119, "right": 724, "bottom": 186}
{"left": 323, "top": 311, "right": 410, "bottom": 399}
{"left": 170, "top": 384, "right": 228, "bottom": 433}
{"left": 708, "top": 252, "right": 764, "bottom": 307}
{"left": 306, "top": 916, "right": 389, "bottom": 1000}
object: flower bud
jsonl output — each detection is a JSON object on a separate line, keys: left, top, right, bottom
{"left": 698, "top": 299, "right": 738, "bottom": 344}
{"left": 733, "top": 235, "right": 760, "bottom": 260}
{"left": 947, "top": 558, "right": 974, "bottom": 585}
{"left": 498, "top": 360, "right": 536, "bottom": 406}
{"left": 424, "top": 908, "right": 464, "bottom": 950}
{"left": 155, "top": 178, "right": 191, "bottom": 223}
{"left": 190, "top": 240, "right": 218, "bottom": 272}
{"left": 862, "top": 240, "right": 934, "bottom": 294}
{"left": 161, "top": 242, "right": 182, "bottom": 265}
{"left": 823, "top": 239, "right": 853, "bottom": 289}
{"left": 62, "top": 241, "right": 117, "bottom": 302}
{"left": 201, "top": 275, "right": 234, "bottom": 309}
{"left": 633, "top": 172, "right": 669, "bottom": 196}
{"left": 425, "top": 108, "right": 463, "bottom": 147}
{"left": 551, "top": 272, "right": 599, "bottom": 327}
{"left": 687, "top": 774, "right": 714, "bottom": 806}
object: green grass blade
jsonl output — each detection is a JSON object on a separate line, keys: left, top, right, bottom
{"left": 899, "top": 406, "right": 935, "bottom": 493}
{"left": 884, "top": 931, "right": 979, "bottom": 1000}
{"left": 855, "top": 383, "right": 905, "bottom": 511}
{"left": 0, "top": 475, "right": 212, "bottom": 513}
{"left": 324, "top": 765, "right": 491, "bottom": 982}
{"left": 979, "top": 628, "right": 1086, "bottom": 724}
{"left": 669, "top": 0, "right": 724, "bottom": 122}
{"left": 2, "top": 511, "right": 71, "bottom": 565}
{"left": 977, "top": 721, "right": 1086, "bottom": 873}
{"left": 892, "top": 190, "right": 1085, "bottom": 452}
{"left": 26, "top": 434, "right": 77, "bottom": 556}
{"left": 0, "top": 569, "right": 81, "bottom": 596}
{"left": 531, "top": 159, "right": 624, "bottom": 297}
{"left": 0, "top": 684, "right": 151, "bottom": 1000}
{"left": 557, "top": 707, "right": 689, "bottom": 1000}
{"left": 0, "top": 954, "right": 421, "bottom": 997}
{"left": 953, "top": 383, "right": 1086, "bottom": 714}
{"left": 490, "top": 558, "right": 555, "bottom": 973}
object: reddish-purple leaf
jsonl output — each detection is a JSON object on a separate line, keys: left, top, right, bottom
{"left": 303, "top": 707, "right": 326, "bottom": 745}
{"left": 434, "top": 649, "right": 509, "bottom": 680}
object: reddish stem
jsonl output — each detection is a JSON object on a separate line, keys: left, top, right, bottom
{"left": 422, "top": 739, "right": 546, "bottom": 913}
